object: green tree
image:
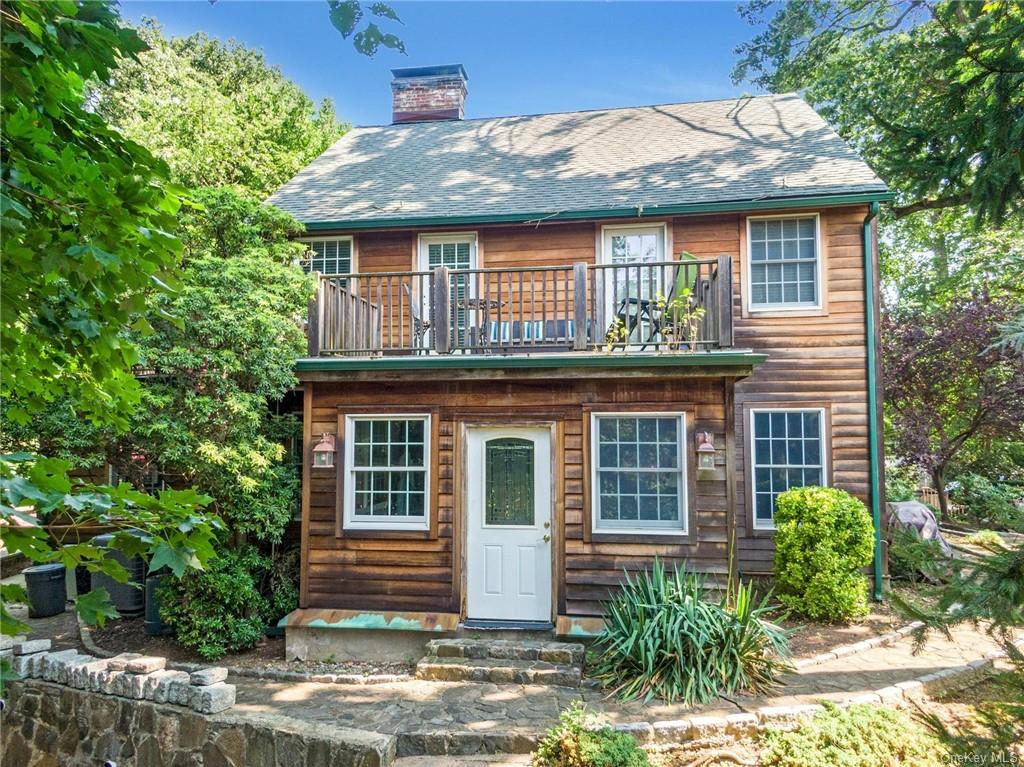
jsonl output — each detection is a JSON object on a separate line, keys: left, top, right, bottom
{"left": 0, "top": 0, "right": 219, "bottom": 646}
{"left": 734, "top": 0, "right": 1024, "bottom": 225}
{"left": 93, "top": 21, "right": 345, "bottom": 198}
{"left": 117, "top": 188, "right": 310, "bottom": 546}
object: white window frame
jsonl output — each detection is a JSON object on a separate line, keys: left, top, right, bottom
{"left": 598, "top": 223, "right": 668, "bottom": 266}
{"left": 747, "top": 406, "right": 829, "bottom": 531}
{"left": 343, "top": 413, "right": 431, "bottom": 532}
{"left": 300, "top": 235, "right": 354, "bottom": 275}
{"left": 417, "top": 232, "right": 478, "bottom": 272}
{"left": 744, "top": 213, "right": 822, "bottom": 313}
{"left": 590, "top": 411, "right": 688, "bottom": 536}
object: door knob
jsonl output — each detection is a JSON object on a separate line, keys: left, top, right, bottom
{"left": 542, "top": 534, "right": 551, "bottom": 543}
{"left": 543, "top": 521, "right": 550, "bottom": 529}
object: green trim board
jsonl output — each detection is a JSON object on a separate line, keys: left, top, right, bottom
{"left": 301, "top": 191, "right": 896, "bottom": 233}
{"left": 295, "top": 351, "right": 767, "bottom": 373}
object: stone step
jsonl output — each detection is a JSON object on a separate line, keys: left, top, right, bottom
{"left": 424, "top": 638, "right": 585, "bottom": 666}
{"left": 415, "top": 657, "right": 581, "bottom": 687}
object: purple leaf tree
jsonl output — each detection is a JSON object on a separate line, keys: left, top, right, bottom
{"left": 883, "top": 292, "right": 1024, "bottom": 517}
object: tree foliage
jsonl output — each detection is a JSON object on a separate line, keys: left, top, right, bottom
{"left": 1, "top": 0, "right": 185, "bottom": 429}
{"left": 93, "top": 21, "right": 346, "bottom": 198}
{"left": 734, "top": 0, "right": 1024, "bottom": 225}
{"left": 0, "top": 0, "right": 220, "bottom": 650}
{"left": 882, "top": 292, "right": 1024, "bottom": 515}
{"left": 113, "top": 188, "right": 311, "bottom": 544}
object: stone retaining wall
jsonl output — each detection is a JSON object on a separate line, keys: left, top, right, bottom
{"left": 1, "top": 679, "right": 396, "bottom": 767}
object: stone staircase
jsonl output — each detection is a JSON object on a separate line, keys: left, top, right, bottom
{"left": 415, "top": 638, "right": 585, "bottom": 687}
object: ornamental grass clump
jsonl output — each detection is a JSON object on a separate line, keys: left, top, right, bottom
{"left": 588, "top": 560, "right": 791, "bottom": 704}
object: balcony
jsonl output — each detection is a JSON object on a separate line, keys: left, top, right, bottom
{"left": 307, "top": 256, "right": 734, "bottom": 358}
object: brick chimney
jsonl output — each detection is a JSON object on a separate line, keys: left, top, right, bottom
{"left": 391, "top": 64, "right": 468, "bottom": 124}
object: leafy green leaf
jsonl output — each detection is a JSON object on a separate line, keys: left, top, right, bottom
{"left": 76, "top": 587, "right": 119, "bottom": 627}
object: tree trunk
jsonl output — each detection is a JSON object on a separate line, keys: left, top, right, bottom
{"left": 931, "top": 466, "right": 948, "bottom": 519}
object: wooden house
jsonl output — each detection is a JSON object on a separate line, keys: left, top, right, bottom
{"left": 268, "top": 65, "right": 891, "bottom": 659}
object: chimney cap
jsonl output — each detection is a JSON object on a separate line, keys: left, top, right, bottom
{"left": 391, "top": 64, "right": 468, "bottom": 82}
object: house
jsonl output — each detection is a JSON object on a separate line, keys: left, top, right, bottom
{"left": 268, "top": 64, "right": 891, "bottom": 660}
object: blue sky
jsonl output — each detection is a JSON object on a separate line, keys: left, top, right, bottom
{"left": 119, "top": 1, "right": 764, "bottom": 126}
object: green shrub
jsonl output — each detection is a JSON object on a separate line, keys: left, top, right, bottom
{"left": 588, "top": 560, "right": 790, "bottom": 704}
{"left": 760, "top": 703, "right": 940, "bottom": 767}
{"left": 950, "top": 474, "right": 1024, "bottom": 531}
{"left": 884, "top": 463, "right": 919, "bottom": 503}
{"left": 265, "top": 548, "right": 299, "bottom": 623}
{"left": 532, "top": 702, "right": 649, "bottom": 767}
{"left": 773, "top": 486, "right": 874, "bottom": 622}
{"left": 888, "top": 528, "right": 949, "bottom": 585}
{"left": 160, "top": 546, "right": 270, "bottom": 659}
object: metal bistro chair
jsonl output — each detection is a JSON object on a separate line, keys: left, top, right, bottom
{"left": 403, "top": 282, "right": 432, "bottom": 353}
{"left": 614, "top": 254, "right": 702, "bottom": 350}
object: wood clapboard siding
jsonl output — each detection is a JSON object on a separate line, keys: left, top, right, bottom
{"left": 301, "top": 204, "right": 873, "bottom": 611}
{"left": 674, "top": 205, "right": 871, "bottom": 574}
{"left": 304, "top": 377, "right": 734, "bottom": 618}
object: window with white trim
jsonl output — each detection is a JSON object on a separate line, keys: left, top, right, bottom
{"left": 301, "top": 237, "right": 352, "bottom": 275}
{"left": 344, "top": 415, "right": 430, "bottom": 531}
{"left": 592, "top": 413, "right": 687, "bottom": 534}
{"left": 748, "top": 216, "right": 819, "bottom": 308}
{"left": 750, "top": 408, "right": 826, "bottom": 529}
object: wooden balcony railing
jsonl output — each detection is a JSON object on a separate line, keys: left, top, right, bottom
{"left": 307, "top": 256, "right": 733, "bottom": 357}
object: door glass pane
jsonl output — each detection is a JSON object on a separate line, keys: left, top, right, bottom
{"left": 485, "top": 438, "right": 534, "bottom": 525}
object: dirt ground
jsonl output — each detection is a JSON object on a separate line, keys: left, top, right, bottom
{"left": 88, "top": 614, "right": 414, "bottom": 675}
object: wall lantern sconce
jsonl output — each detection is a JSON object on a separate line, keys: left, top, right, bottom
{"left": 696, "top": 431, "right": 716, "bottom": 471}
{"left": 312, "top": 433, "right": 336, "bottom": 469}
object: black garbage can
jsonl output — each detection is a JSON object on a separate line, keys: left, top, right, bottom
{"left": 90, "top": 533, "right": 146, "bottom": 615}
{"left": 74, "top": 563, "right": 91, "bottom": 598}
{"left": 144, "top": 572, "right": 170, "bottom": 636}
{"left": 24, "top": 563, "right": 67, "bottom": 618}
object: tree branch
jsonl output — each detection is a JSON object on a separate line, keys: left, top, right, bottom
{"left": 892, "top": 193, "right": 973, "bottom": 218}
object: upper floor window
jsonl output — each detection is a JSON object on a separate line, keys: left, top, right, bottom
{"left": 302, "top": 237, "right": 352, "bottom": 275}
{"left": 591, "top": 412, "right": 687, "bottom": 535}
{"left": 747, "top": 215, "right": 819, "bottom": 309}
{"left": 343, "top": 414, "right": 430, "bottom": 531}
{"left": 749, "top": 408, "right": 827, "bottom": 529}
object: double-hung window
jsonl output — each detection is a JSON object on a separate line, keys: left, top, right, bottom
{"left": 301, "top": 237, "right": 352, "bottom": 275}
{"left": 749, "top": 408, "right": 827, "bottom": 529}
{"left": 592, "top": 413, "right": 687, "bottom": 534}
{"left": 344, "top": 415, "right": 430, "bottom": 531}
{"left": 747, "top": 215, "right": 820, "bottom": 309}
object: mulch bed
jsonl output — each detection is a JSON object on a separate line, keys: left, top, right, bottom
{"left": 777, "top": 599, "right": 905, "bottom": 659}
{"left": 89, "top": 615, "right": 413, "bottom": 676}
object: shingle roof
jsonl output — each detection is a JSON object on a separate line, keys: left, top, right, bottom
{"left": 268, "top": 93, "right": 887, "bottom": 227}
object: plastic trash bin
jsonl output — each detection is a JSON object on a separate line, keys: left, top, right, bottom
{"left": 24, "top": 563, "right": 67, "bottom": 618}
{"left": 144, "top": 573, "right": 170, "bottom": 636}
{"left": 90, "top": 533, "right": 146, "bottom": 615}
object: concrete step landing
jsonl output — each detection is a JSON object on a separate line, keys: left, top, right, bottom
{"left": 416, "top": 638, "right": 585, "bottom": 687}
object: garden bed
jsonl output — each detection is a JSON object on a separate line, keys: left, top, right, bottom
{"left": 777, "top": 598, "right": 905, "bottom": 659}
{"left": 87, "top": 615, "right": 413, "bottom": 677}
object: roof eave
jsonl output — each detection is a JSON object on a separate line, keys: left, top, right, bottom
{"left": 299, "top": 190, "right": 894, "bottom": 232}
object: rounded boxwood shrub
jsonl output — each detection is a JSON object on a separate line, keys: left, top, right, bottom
{"left": 160, "top": 545, "right": 270, "bottom": 659}
{"left": 773, "top": 486, "right": 874, "bottom": 622}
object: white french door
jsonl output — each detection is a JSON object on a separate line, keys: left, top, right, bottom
{"left": 465, "top": 427, "right": 552, "bottom": 622}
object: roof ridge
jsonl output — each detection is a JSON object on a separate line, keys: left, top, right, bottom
{"left": 347, "top": 91, "right": 798, "bottom": 131}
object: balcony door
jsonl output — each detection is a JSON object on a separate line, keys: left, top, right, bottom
{"left": 600, "top": 225, "right": 668, "bottom": 344}
{"left": 465, "top": 427, "right": 552, "bottom": 623}
{"left": 418, "top": 233, "right": 477, "bottom": 349}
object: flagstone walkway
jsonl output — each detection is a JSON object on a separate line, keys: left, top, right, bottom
{"left": 229, "top": 623, "right": 1005, "bottom": 750}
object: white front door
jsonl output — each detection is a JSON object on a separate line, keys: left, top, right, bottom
{"left": 466, "top": 427, "right": 552, "bottom": 622}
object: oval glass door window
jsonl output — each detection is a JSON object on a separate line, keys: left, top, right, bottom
{"left": 485, "top": 438, "right": 534, "bottom": 526}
